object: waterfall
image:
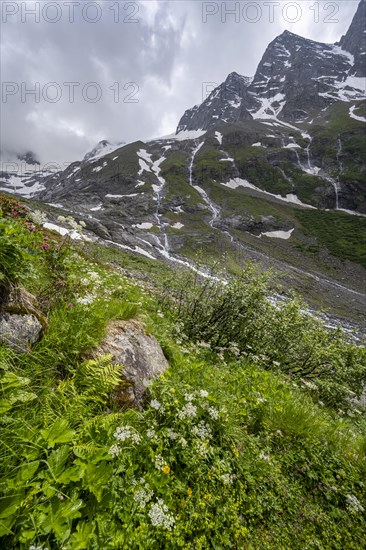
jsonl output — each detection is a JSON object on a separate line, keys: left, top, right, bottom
{"left": 188, "top": 140, "right": 221, "bottom": 227}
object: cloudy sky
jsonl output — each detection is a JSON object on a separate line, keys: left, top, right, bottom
{"left": 0, "top": 0, "right": 360, "bottom": 164}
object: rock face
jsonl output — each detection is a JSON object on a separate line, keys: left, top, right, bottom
{"left": 95, "top": 319, "right": 169, "bottom": 408}
{"left": 338, "top": 0, "right": 366, "bottom": 77}
{"left": 0, "top": 313, "right": 42, "bottom": 352}
{"left": 177, "top": 1, "right": 365, "bottom": 131}
{"left": 0, "top": 286, "right": 46, "bottom": 352}
{"left": 177, "top": 73, "right": 253, "bottom": 133}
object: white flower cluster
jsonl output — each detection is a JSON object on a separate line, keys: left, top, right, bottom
{"left": 109, "top": 425, "right": 141, "bottom": 456}
{"left": 194, "top": 440, "right": 210, "bottom": 457}
{"left": 148, "top": 499, "right": 175, "bottom": 530}
{"left": 259, "top": 453, "right": 270, "bottom": 461}
{"left": 227, "top": 342, "right": 240, "bottom": 356}
{"left": 76, "top": 294, "right": 95, "bottom": 306}
{"left": 197, "top": 341, "right": 211, "bottom": 349}
{"left": 184, "top": 393, "right": 195, "bottom": 402}
{"left": 108, "top": 444, "right": 121, "bottom": 457}
{"left": 57, "top": 215, "right": 86, "bottom": 233}
{"left": 29, "top": 210, "right": 48, "bottom": 225}
{"left": 150, "top": 399, "right": 162, "bottom": 410}
{"left": 178, "top": 402, "right": 197, "bottom": 419}
{"left": 146, "top": 427, "right": 157, "bottom": 439}
{"left": 207, "top": 406, "right": 219, "bottom": 420}
{"left": 220, "top": 473, "right": 236, "bottom": 485}
{"left": 134, "top": 486, "right": 154, "bottom": 509}
{"left": 114, "top": 425, "right": 141, "bottom": 444}
{"left": 192, "top": 421, "right": 212, "bottom": 440}
{"left": 154, "top": 454, "right": 165, "bottom": 470}
{"left": 167, "top": 429, "right": 178, "bottom": 440}
{"left": 302, "top": 380, "right": 317, "bottom": 390}
{"left": 346, "top": 494, "right": 364, "bottom": 513}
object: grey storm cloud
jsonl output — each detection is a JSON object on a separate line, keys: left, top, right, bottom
{"left": 0, "top": 0, "right": 360, "bottom": 164}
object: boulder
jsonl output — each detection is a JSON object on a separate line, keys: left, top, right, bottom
{"left": 0, "top": 313, "right": 43, "bottom": 352}
{"left": 94, "top": 319, "right": 169, "bottom": 409}
{"left": 2, "top": 286, "right": 48, "bottom": 330}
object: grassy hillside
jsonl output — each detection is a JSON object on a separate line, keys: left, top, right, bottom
{"left": 1, "top": 194, "right": 366, "bottom": 549}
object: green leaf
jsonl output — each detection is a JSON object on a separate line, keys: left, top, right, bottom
{"left": 69, "top": 521, "right": 95, "bottom": 549}
{"left": 48, "top": 446, "right": 70, "bottom": 481}
{"left": 16, "top": 460, "right": 40, "bottom": 483}
{"left": 0, "top": 399, "right": 11, "bottom": 414}
{"left": 0, "top": 516, "right": 14, "bottom": 537}
{"left": 41, "top": 418, "right": 76, "bottom": 448}
{"left": 82, "top": 462, "right": 113, "bottom": 502}
{"left": 57, "top": 466, "right": 82, "bottom": 484}
{"left": 0, "top": 494, "right": 22, "bottom": 519}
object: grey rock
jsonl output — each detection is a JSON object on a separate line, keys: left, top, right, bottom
{"left": 94, "top": 319, "right": 169, "bottom": 409}
{"left": 338, "top": 0, "right": 365, "bottom": 77}
{"left": 0, "top": 313, "right": 42, "bottom": 352}
{"left": 177, "top": 72, "right": 252, "bottom": 133}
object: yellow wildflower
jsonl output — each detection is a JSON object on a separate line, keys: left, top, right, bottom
{"left": 163, "top": 465, "right": 170, "bottom": 474}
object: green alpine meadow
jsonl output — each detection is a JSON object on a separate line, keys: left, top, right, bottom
{"left": 1, "top": 194, "right": 365, "bottom": 549}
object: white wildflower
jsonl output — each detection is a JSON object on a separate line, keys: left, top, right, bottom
{"left": 228, "top": 342, "right": 240, "bottom": 356}
{"left": 148, "top": 499, "right": 175, "bottom": 530}
{"left": 259, "top": 453, "right": 270, "bottom": 461}
{"left": 302, "top": 380, "right": 317, "bottom": 390}
{"left": 184, "top": 393, "right": 195, "bottom": 402}
{"left": 346, "top": 494, "right": 364, "bottom": 513}
{"left": 76, "top": 294, "right": 95, "bottom": 305}
{"left": 108, "top": 444, "right": 121, "bottom": 457}
{"left": 197, "top": 341, "right": 211, "bottom": 349}
{"left": 208, "top": 406, "right": 219, "bottom": 420}
{"left": 179, "top": 437, "right": 188, "bottom": 448}
{"left": 220, "top": 473, "right": 235, "bottom": 485}
{"left": 150, "top": 399, "right": 162, "bottom": 410}
{"left": 167, "top": 429, "right": 178, "bottom": 440}
{"left": 113, "top": 425, "right": 141, "bottom": 444}
{"left": 195, "top": 440, "right": 210, "bottom": 457}
{"left": 29, "top": 210, "right": 48, "bottom": 225}
{"left": 134, "top": 487, "right": 154, "bottom": 509}
{"left": 178, "top": 402, "right": 197, "bottom": 419}
{"left": 154, "top": 454, "right": 165, "bottom": 470}
{"left": 192, "top": 421, "right": 212, "bottom": 440}
{"left": 147, "top": 428, "right": 157, "bottom": 439}
{"left": 199, "top": 390, "right": 209, "bottom": 398}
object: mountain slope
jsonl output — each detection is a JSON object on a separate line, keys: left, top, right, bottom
{"left": 1, "top": 1, "right": 365, "bottom": 325}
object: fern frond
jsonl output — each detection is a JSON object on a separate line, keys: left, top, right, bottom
{"left": 74, "top": 354, "right": 124, "bottom": 404}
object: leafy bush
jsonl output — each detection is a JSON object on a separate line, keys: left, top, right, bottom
{"left": 158, "top": 265, "right": 366, "bottom": 410}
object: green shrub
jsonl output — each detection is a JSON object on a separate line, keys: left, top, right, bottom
{"left": 158, "top": 265, "right": 366, "bottom": 410}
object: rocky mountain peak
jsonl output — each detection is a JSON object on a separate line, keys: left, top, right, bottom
{"left": 177, "top": 0, "right": 365, "bottom": 130}
{"left": 338, "top": 0, "right": 365, "bottom": 76}
{"left": 83, "top": 139, "right": 125, "bottom": 163}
